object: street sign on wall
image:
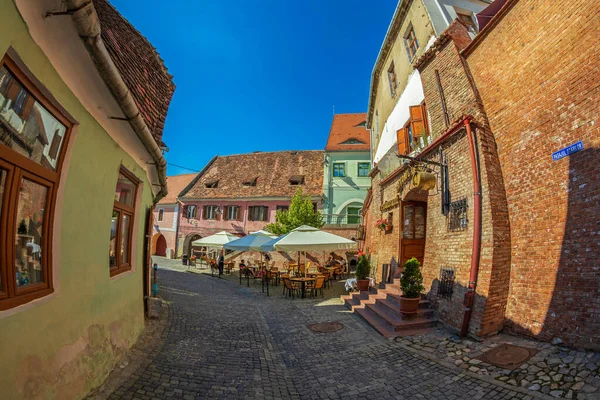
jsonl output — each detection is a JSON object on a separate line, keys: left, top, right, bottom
{"left": 552, "top": 141, "right": 584, "bottom": 161}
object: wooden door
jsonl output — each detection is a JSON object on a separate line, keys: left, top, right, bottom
{"left": 400, "top": 201, "right": 427, "bottom": 268}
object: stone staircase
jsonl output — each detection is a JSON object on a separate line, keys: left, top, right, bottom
{"left": 341, "top": 279, "right": 438, "bottom": 339}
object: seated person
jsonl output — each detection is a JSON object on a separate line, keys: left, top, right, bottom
{"left": 239, "top": 259, "right": 247, "bottom": 268}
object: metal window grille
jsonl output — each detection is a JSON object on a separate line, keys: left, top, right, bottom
{"left": 448, "top": 198, "right": 468, "bottom": 231}
{"left": 437, "top": 267, "right": 455, "bottom": 299}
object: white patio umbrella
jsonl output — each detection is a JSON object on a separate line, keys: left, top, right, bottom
{"left": 191, "top": 231, "right": 239, "bottom": 248}
{"left": 273, "top": 225, "right": 357, "bottom": 276}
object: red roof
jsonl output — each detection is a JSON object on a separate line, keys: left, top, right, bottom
{"left": 158, "top": 173, "right": 197, "bottom": 204}
{"left": 94, "top": 0, "right": 176, "bottom": 145}
{"left": 325, "top": 113, "right": 370, "bottom": 152}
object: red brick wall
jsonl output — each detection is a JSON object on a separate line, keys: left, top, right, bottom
{"left": 467, "top": 0, "right": 600, "bottom": 349}
{"left": 415, "top": 21, "right": 511, "bottom": 337}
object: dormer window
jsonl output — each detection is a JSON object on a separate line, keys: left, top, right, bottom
{"left": 242, "top": 177, "right": 257, "bottom": 187}
{"left": 205, "top": 180, "right": 219, "bottom": 188}
{"left": 341, "top": 138, "right": 366, "bottom": 145}
{"left": 289, "top": 175, "right": 305, "bottom": 185}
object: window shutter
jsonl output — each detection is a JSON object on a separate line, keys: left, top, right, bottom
{"left": 236, "top": 207, "right": 241, "bottom": 221}
{"left": 20, "top": 93, "right": 35, "bottom": 120}
{"left": 410, "top": 105, "right": 427, "bottom": 138}
{"left": 202, "top": 206, "right": 207, "bottom": 220}
{"left": 223, "top": 206, "right": 228, "bottom": 221}
{"left": 5, "top": 78, "right": 20, "bottom": 102}
{"left": 48, "top": 131, "right": 62, "bottom": 160}
{"left": 397, "top": 128, "right": 408, "bottom": 155}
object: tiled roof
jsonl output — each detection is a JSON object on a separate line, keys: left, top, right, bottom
{"left": 325, "top": 113, "right": 370, "bottom": 152}
{"left": 94, "top": 0, "right": 176, "bottom": 145}
{"left": 158, "top": 173, "right": 197, "bottom": 204}
{"left": 180, "top": 151, "right": 325, "bottom": 199}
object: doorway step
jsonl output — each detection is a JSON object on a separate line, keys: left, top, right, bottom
{"left": 341, "top": 279, "right": 437, "bottom": 339}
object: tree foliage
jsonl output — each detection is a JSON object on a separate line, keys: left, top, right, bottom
{"left": 264, "top": 188, "right": 324, "bottom": 235}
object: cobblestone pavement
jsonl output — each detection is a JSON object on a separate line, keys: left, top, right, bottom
{"left": 93, "top": 258, "right": 557, "bottom": 400}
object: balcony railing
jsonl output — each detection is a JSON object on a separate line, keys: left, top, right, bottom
{"left": 322, "top": 213, "right": 362, "bottom": 226}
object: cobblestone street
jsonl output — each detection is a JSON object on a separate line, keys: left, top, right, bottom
{"left": 90, "top": 258, "right": 554, "bottom": 400}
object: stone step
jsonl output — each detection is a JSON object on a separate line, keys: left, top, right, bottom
{"left": 383, "top": 294, "right": 431, "bottom": 311}
{"left": 355, "top": 307, "right": 436, "bottom": 339}
{"left": 364, "top": 303, "right": 436, "bottom": 332}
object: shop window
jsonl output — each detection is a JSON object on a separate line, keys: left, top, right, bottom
{"left": 387, "top": 61, "right": 397, "bottom": 97}
{"left": 0, "top": 53, "right": 73, "bottom": 310}
{"left": 157, "top": 208, "right": 164, "bottom": 222}
{"left": 110, "top": 168, "right": 138, "bottom": 277}
{"left": 333, "top": 163, "right": 345, "bottom": 177}
{"left": 404, "top": 25, "right": 419, "bottom": 61}
{"left": 358, "top": 162, "right": 370, "bottom": 177}
{"left": 249, "top": 206, "right": 268, "bottom": 221}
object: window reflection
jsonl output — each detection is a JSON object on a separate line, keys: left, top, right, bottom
{"left": 15, "top": 178, "right": 47, "bottom": 288}
{"left": 0, "top": 67, "right": 66, "bottom": 170}
{"left": 0, "top": 169, "right": 5, "bottom": 291}
{"left": 114, "top": 172, "right": 136, "bottom": 207}
{"left": 109, "top": 210, "right": 118, "bottom": 268}
{"left": 120, "top": 214, "right": 130, "bottom": 265}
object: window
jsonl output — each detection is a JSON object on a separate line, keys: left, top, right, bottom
{"left": 387, "top": 61, "right": 397, "bottom": 97}
{"left": 457, "top": 12, "right": 478, "bottom": 33}
{"left": 276, "top": 205, "right": 289, "bottom": 212}
{"left": 110, "top": 168, "right": 138, "bottom": 276}
{"left": 347, "top": 207, "right": 362, "bottom": 224}
{"left": 403, "top": 203, "right": 426, "bottom": 239}
{"left": 0, "top": 54, "right": 73, "bottom": 310}
{"left": 205, "top": 180, "right": 218, "bottom": 188}
{"left": 358, "top": 162, "right": 370, "bottom": 177}
{"left": 202, "top": 205, "right": 218, "bottom": 220}
{"left": 404, "top": 25, "right": 419, "bottom": 61}
{"left": 341, "top": 138, "right": 365, "bottom": 145}
{"left": 397, "top": 103, "right": 430, "bottom": 155}
{"left": 289, "top": 175, "right": 304, "bottom": 185}
{"left": 225, "top": 206, "right": 240, "bottom": 221}
{"left": 248, "top": 206, "right": 268, "bottom": 221}
{"left": 333, "top": 163, "right": 345, "bottom": 177}
{"left": 242, "top": 177, "right": 257, "bottom": 187}
{"left": 185, "top": 205, "right": 197, "bottom": 219}
{"left": 157, "top": 208, "right": 164, "bottom": 222}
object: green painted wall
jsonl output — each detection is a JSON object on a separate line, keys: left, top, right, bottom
{"left": 323, "top": 151, "right": 371, "bottom": 221}
{"left": 0, "top": 1, "right": 153, "bottom": 398}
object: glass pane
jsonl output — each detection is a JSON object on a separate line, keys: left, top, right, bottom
{"left": 15, "top": 178, "right": 48, "bottom": 288}
{"left": 109, "top": 210, "right": 118, "bottom": 268}
{"left": 0, "top": 67, "right": 67, "bottom": 171}
{"left": 415, "top": 206, "right": 426, "bottom": 239}
{"left": 114, "top": 172, "right": 136, "bottom": 207}
{"left": 347, "top": 207, "right": 361, "bottom": 224}
{"left": 0, "top": 169, "right": 5, "bottom": 291}
{"left": 403, "top": 205, "right": 414, "bottom": 239}
{"left": 120, "top": 214, "right": 131, "bottom": 265}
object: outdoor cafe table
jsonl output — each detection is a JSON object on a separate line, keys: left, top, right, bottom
{"left": 289, "top": 277, "right": 316, "bottom": 299}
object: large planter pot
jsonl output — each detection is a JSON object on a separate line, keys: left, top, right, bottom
{"left": 356, "top": 279, "right": 370, "bottom": 291}
{"left": 399, "top": 295, "right": 421, "bottom": 314}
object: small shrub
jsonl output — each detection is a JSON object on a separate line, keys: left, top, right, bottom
{"left": 400, "top": 257, "right": 424, "bottom": 298}
{"left": 355, "top": 253, "right": 370, "bottom": 280}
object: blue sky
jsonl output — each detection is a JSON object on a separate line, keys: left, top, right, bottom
{"left": 110, "top": 0, "right": 397, "bottom": 176}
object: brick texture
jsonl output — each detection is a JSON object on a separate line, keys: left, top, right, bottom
{"left": 466, "top": 0, "right": 600, "bottom": 349}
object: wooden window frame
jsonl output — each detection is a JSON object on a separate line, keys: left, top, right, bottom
{"left": 202, "top": 205, "right": 217, "bottom": 220}
{"left": 224, "top": 205, "right": 240, "bottom": 221}
{"left": 387, "top": 61, "right": 397, "bottom": 97}
{"left": 157, "top": 208, "right": 164, "bottom": 222}
{"left": 0, "top": 54, "right": 74, "bottom": 310}
{"left": 404, "top": 25, "right": 419, "bottom": 61}
{"left": 248, "top": 206, "right": 268, "bottom": 222}
{"left": 110, "top": 167, "right": 138, "bottom": 277}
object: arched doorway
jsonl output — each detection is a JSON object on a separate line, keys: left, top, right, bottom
{"left": 155, "top": 235, "right": 167, "bottom": 257}
{"left": 183, "top": 233, "right": 202, "bottom": 258}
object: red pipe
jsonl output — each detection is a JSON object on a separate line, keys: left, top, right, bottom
{"left": 460, "top": 119, "right": 482, "bottom": 337}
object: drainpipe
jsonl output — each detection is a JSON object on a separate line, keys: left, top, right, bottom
{"left": 65, "top": 0, "right": 168, "bottom": 203}
{"left": 460, "top": 118, "right": 483, "bottom": 337}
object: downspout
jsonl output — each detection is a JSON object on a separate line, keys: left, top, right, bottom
{"left": 66, "top": 0, "right": 168, "bottom": 203}
{"left": 460, "top": 118, "right": 483, "bottom": 337}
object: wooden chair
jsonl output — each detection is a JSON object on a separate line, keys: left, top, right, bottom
{"left": 309, "top": 275, "right": 326, "bottom": 298}
{"left": 282, "top": 277, "right": 299, "bottom": 298}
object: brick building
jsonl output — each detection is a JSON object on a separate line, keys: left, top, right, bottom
{"left": 363, "top": 0, "right": 600, "bottom": 350}
{"left": 177, "top": 150, "right": 324, "bottom": 259}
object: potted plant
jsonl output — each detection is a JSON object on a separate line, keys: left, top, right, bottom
{"left": 375, "top": 218, "right": 392, "bottom": 232}
{"left": 399, "top": 257, "right": 425, "bottom": 314}
{"left": 355, "top": 251, "right": 371, "bottom": 291}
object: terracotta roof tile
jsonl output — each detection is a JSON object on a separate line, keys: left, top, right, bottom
{"left": 93, "top": 0, "right": 176, "bottom": 145}
{"left": 158, "top": 173, "right": 197, "bottom": 204}
{"left": 180, "top": 151, "right": 324, "bottom": 199}
{"left": 325, "top": 113, "right": 370, "bottom": 152}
